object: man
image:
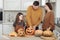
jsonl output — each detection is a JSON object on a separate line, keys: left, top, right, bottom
{"left": 26, "top": 1, "right": 43, "bottom": 30}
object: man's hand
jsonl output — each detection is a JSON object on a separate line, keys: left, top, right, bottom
{"left": 30, "top": 26, "right": 32, "bottom": 27}
{"left": 33, "top": 25, "right": 37, "bottom": 30}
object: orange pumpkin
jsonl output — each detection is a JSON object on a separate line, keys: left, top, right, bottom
{"left": 35, "top": 30, "right": 43, "bottom": 37}
{"left": 17, "top": 27, "right": 25, "bottom": 37}
{"left": 43, "top": 30, "right": 53, "bottom": 37}
{"left": 26, "top": 27, "right": 35, "bottom": 35}
{"left": 9, "top": 32, "right": 17, "bottom": 37}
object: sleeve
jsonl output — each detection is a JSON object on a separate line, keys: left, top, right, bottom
{"left": 50, "top": 13, "right": 55, "bottom": 30}
{"left": 23, "top": 21, "right": 25, "bottom": 27}
{"left": 35, "top": 9, "right": 43, "bottom": 26}
{"left": 26, "top": 7, "right": 32, "bottom": 26}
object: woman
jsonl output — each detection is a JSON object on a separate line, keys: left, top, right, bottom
{"left": 13, "top": 12, "right": 25, "bottom": 33}
{"left": 42, "top": 3, "right": 55, "bottom": 32}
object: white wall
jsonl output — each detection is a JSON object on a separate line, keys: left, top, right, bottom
{"left": 0, "top": 0, "right": 3, "bottom": 9}
{"left": 0, "top": 0, "right": 3, "bottom": 35}
{"left": 4, "top": 0, "right": 21, "bottom": 10}
{"left": 0, "top": 24, "right": 2, "bottom": 35}
{"left": 56, "top": 0, "right": 60, "bottom": 18}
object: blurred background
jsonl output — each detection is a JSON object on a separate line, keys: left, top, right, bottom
{"left": 0, "top": 0, "right": 60, "bottom": 39}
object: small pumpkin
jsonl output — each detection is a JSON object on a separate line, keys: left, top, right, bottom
{"left": 35, "top": 30, "right": 43, "bottom": 37}
{"left": 43, "top": 30, "right": 53, "bottom": 37}
{"left": 26, "top": 27, "right": 35, "bottom": 35}
{"left": 9, "top": 32, "right": 17, "bottom": 37}
{"left": 17, "top": 27, "right": 25, "bottom": 37}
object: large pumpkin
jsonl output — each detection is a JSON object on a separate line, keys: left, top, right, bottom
{"left": 43, "top": 30, "right": 53, "bottom": 37}
{"left": 9, "top": 32, "right": 17, "bottom": 37}
{"left": 26, "top": 27, "right": 35, "bottom": 35}
{"left": 35, "top": 30, "right": 43, "bottom": 37}
{"left": 17, "top": 27, "right": 25, "bottom": 37}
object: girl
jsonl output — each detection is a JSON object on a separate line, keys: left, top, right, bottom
{"left": 42, "top": 3, "right": 55, "bottom": 32}
{"left": 13, "top": 12, "right": 25, "bottom": 33}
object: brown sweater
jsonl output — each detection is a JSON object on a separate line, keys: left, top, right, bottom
{"left": 42, "top": 11, "right": 55, "bottom": 31}
{"left": 26, "top": 6, "right": 43, "bottom": 27}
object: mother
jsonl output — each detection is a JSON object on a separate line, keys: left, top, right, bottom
{"left": 42, "top": 3, "right": 55, "bottom": 32}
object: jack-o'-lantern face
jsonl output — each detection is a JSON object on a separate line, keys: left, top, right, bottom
{"left": 17, "top": 28, "right": 25, "bottom": 37}
{"left": 26, "top": 27, "right": 35, "bottom": 35}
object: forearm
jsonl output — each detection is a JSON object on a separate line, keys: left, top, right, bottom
{"left": 26, "top": 14, "right": 32, "bottom": 26}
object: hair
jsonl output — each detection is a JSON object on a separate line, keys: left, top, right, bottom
{"left": 33, "top": 1, "right": 39, "bottom": 6}
{"left": 13, "top": 12, "right": 23, "bottom": 27}
{"left": 25, "top": 26, "right": 29, "bottom": 31}
{"left": 46, "top": 3, "right": 53, "bottom": 10}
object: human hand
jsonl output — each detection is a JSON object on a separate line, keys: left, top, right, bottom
{"left": 47, "top": 27, "right": 51, "bottom": 31}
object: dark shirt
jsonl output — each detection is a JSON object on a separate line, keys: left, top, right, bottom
{"left": 17, "top": 21, "right": 25, "bottom": 27}
{"left": 13, "top": 21, "right": 25, "bottom": 27}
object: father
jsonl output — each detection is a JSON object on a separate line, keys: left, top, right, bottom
{"left": 26, "top": 1, "right": 43, "bottom": 30}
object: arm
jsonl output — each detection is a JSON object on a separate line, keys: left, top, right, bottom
{"left": 49, "top": 13, "right": 55, "bottom": 30}
{"left": 26, "top": 7, "right": 32, "bottom": 27}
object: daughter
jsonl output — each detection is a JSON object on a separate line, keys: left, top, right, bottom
{"left": 13, "top": 12, "right": 25, "bottom": 33}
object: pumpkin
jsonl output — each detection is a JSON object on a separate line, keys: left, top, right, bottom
{"left": 9, "top": 32, "right": 17, "bottom": 37}
{"left": 41, "top": 36, "right": 57, "bottom": 40}
{"left": 35, "top": 30, "right": 43, "bottom": 37}
{"left": 17, "top": 27, "right": 25, "bottom": 37}
{"left": 26, "top": 27, "right": 35, "bottom": 35}
{"left": 43, "top": 30, "right": 53, "bottom": 37}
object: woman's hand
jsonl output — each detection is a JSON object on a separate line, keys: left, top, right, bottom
{"left": 47, "top": 27, "right": 51, "bottom": 31}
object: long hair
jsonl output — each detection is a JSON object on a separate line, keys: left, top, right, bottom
{"left": 13, "top": 12, "right": 23, "bottom": 27}
{"left": 45, "top": 3, "right": 53, "bottom": 13}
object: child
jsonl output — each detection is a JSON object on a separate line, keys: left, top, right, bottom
{"left": 13, "top": 12, "right": 25, "bottom": 33}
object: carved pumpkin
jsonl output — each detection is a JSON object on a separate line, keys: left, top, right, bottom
{"left": 43, "top": 30, "right": 53, "bottom": 37}
{"left": 35, "top": 30, "right": 43, "bottom": 37}
{"left": 26, "top": 27, "right": 35, "bottom": 35}
{"left": 9, "top": 32, "right": 17, "bottom": 37}
{"left": 17, "top": 27, "right": 25, "bottom": 37}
